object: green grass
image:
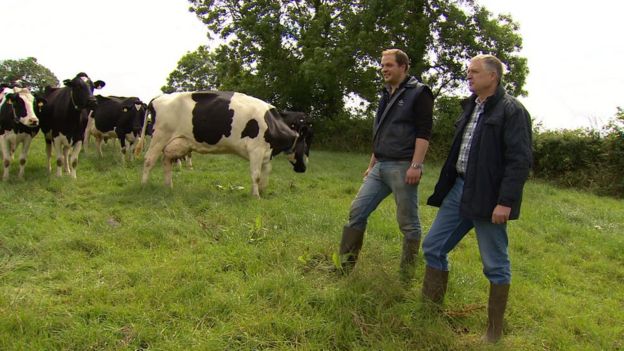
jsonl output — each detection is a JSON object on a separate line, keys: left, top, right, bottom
{"left": 0, "top": 137, "right": 622, "bottom": 350}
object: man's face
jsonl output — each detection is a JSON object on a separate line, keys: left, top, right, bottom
{"left": 467, "top": 59, "right": 497, "bottom": 95}
{"left": 381, "top": 54, "right": 406, "bottom": 86}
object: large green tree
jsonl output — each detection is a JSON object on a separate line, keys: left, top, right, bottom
{"left": 162, "top": 45, "right": 218, "bottom": 93}
{"left": 0, "top": 57, "right": 59, "bottom": 92}
{"left": 167, "top": 0, "right": 527, "bottom": 119}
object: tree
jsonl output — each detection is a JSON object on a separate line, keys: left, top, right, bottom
{"left": 0, "top": 57, "right": 59, "bottom": 92}
{"left": 181, "top": 0, "right": 528, "bottom": 119}
{"left": 162, "top": 45, "right": 218, "bottom": 93}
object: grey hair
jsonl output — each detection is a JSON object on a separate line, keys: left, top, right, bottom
{"left": 472, "top": 54, "right": 504, "bottom": 84}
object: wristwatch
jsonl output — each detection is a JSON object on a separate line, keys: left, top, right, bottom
{"left": 411, "top": 162, "right": 424, "bottom": 171}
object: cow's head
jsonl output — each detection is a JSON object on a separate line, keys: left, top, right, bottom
{"left": 63, "top": 72, "right": 105, "bottom": 110}
{"left": 279, "top": 111, "right": 313, "bottom": 173}
{"left": 120, "top": 98, "right": 147, "bottom": 145}
{"left": 6, "top": 87, "right": 40, "bottom": 128}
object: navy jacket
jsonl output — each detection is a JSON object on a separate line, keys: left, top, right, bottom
{"left": 373, "top": 76, "right": 433, "bottom": 160}
{"left": 427, "top": 85, "right": 533, "bottom": 220}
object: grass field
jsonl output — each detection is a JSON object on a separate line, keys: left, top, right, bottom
{"left": 1, "top": 137, "right": 623, "bottom": 350}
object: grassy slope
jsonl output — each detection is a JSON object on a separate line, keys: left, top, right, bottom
{"left": 0, "top": 137, "right": 622, "bottom": 350}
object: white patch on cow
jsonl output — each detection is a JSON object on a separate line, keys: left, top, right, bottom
{"left": 81, "top": 76, "right": 89, "bottom": 83}
{"left": 16, "top": 89, "right": 39, "bottom": 127}
{"left": 134, "top": 103, "right": 141, "bottom": 111}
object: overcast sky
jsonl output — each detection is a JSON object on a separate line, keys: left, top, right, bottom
{"left": 2, "top": 0, "right": 622, "bottom": 130}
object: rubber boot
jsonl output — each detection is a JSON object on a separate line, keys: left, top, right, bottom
{"left": 338, "top": 226, "right": 364, "bottom": 274}
{"left": 399, "top": 237, "right": 420, "bottom": 280}
{"left": 485, "top": 283, "right": 510, "bottom": 343}
{"left": 421, "top": 265, "right": 449, "bottom": 304}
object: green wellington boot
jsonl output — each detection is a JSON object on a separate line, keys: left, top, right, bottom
{"left": 338, "top": 226, "right": 365, "bottom": 274}
{"left": 399, "top": 237, "right": 420, "bottom": 279}
{"left": 421, "top": 265, "right": 449, "bottom": 304}
{"left": 485, "top": 283, "right": 510, "bottom": 343}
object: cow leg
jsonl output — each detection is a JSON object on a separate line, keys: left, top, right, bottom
{"left": 162, "top": 138, "right": 191, "bottom": 188}
{"left": 259, "top": 157, "right": 272, "bottom": 194}
{"left": 248, "top": 150, "right": 268, "bottom": 197}
{"left": 95, "top": 136, "right": 104, "bottom": 158}
{"left": 186, "top": 154, "right": 193, "bottom": 169}
{"left": 52, "top": 137, "right": 66, "bottom": 177}
{"left": 18, "top": 137, "right": 33, "bottom": 180}
{"left": 1, "top": 135, "right": 10, "bottom": 181}
{"left": 120, "top": 138, "right": 127, "bottom": 167}
{"left": 63, "top": 145, "right": 71, "bottom": 175}
{"left": 141, "top": 137, "right": 168, "bottom": 185}
{"left": 83, "top": 115, "right": 94, "bottom": 153}
{"left": 68, "top": 141, "right": 82, "bottom": 179}
{"left": 45, "top": 138, "right": 53, "bottom": 174}
{"left": 163, "top": 156, "right": 174, "bottom": 188}
{"left": 9, "top": 139, "right": 16, "bottom": 160}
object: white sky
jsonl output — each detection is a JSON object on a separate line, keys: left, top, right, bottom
{"left": 2, "top": 0, "right": 623, "bottom": 130}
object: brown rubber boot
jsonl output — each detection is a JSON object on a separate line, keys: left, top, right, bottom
{"left": 421, "top": 265, "right": 449, "bottom": 304}
{"left": 400, "top": 237, "right": 420, "bottom": 268}
{"left": 485, "top": 283, "right": 510, "bottom": 343}
{"left": 399, "top": 237, "right": 420, "bottom": 279}
{"left": 338, "top": 226, "right": 365, "bottom": 274}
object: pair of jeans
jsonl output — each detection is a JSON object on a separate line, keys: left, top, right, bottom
{"left": 422, "top": 177, "right": 511, "bottom": 284}
{"left": 347, "top": 160, "right": 421, "bottom": 241}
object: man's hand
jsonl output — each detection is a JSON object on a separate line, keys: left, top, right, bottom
{"left": 405, "top": 167, "right": 422, "bottom": 185}
{"left": 491, "top": 205, "right": 511, "bottom": 224}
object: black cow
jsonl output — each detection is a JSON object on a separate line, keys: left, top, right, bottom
{"left": 38, "top": 73, "right": 105, "bottom": 178}
{"left": 135, "top": 91, "right": 310, "bottom": 196}
{"left": 85, "top": 95, "right": 145, "bottom": 162}
{"left": 0, "top": 87, "right": 43, "bottom": 180}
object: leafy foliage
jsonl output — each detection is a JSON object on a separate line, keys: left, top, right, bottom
{"left": 164, "top": 0, "right": 527, "bottom": 121}
{"left": 0, "top": 57, "right": 59, "bottom": 92}
{"left": 428, "top": 95, "right": 463, "bottom": 160}
{"left": 162, "top": 45, "right": 218, "bottom": 93}
{"left": 531, "top": 108, "right": 624, "bottom": 197}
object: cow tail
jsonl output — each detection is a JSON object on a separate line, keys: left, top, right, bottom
{"left": 134, "top": 104, "right": 151, "bottom": 158}
{"left": 83, "top": 110, "right": 94, "bottom": 152}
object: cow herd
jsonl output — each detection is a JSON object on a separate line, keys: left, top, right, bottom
{"left": 0, "top": 73, "right": 312, "bottom": 196}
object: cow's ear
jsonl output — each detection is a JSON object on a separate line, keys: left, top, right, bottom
{"left": 36, "top": 96, "right": 47, "bottom": 105}
{"left": 94, "top": 80, "right": 105, "bottom": 89}
{"left": 63, "top": 79, "right": 72, "bottom": 87}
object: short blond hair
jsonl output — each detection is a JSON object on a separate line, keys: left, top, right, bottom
{"left": 472, "top": 54, "right": 504, "bottom": 84}
{"left": 382, "top": 49, "right": 410, "bottom": 72}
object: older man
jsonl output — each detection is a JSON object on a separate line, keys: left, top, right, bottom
{"left": 422, "top": 54, "right": 532, "bottom": 343}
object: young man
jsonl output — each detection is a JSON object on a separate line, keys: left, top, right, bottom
{"left": 422, "top": 54, "right": 532, "bottom": 343}
{"left": 338, "top": 49, "right": 433, "bottom": 275}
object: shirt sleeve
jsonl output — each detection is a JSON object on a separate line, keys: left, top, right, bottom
{"left": 414, "top": 88, "right": 434, "bottom": 141}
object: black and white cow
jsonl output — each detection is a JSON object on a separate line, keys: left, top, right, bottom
{"left": 135, "top": 91, "right": 310, "bottom": 197}
{"left": 0, "top": 87, "right": 43, "bottom": 180}
{"left": 38, "top": 73, "right": 105, "bottom": 178}
{"left": 85, "top": 95, "right": 145, "bottom": 161}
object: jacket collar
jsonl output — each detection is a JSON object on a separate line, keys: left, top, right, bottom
{"left": 460, "top": 84, "right": 506, "bottom": 111}
{"left": 383, "top": 76, "right": 419, "bottom": 94}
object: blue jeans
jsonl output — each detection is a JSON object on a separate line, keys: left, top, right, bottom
{"left": 422, "top": 177, "right": 511, "bottom": 284}
{"left": 347, "top": 161, "right": 422, "bottom": 241}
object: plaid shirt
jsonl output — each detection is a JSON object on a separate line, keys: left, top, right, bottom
{"left": 456, "top": 97, "right": 486, "bottom": 175}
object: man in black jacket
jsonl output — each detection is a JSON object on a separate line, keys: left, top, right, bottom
{"left": 338, "top": 49, "right": 433, "bottom": 276}
{"left": 422, "top": 54, "right": 532, "bottom": 343}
